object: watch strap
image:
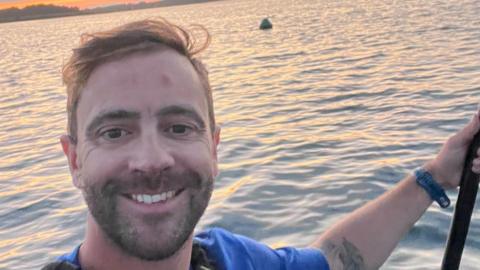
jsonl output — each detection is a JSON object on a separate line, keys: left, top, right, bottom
{"left": 414, "top": 168, "right": 450, "bottom": 208}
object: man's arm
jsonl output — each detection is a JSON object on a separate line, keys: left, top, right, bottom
{"left": 312, "top": 174, "right": 432, "bottom": 269}
{"left": 311, "top": 111, "right": 480, "bottom": 270}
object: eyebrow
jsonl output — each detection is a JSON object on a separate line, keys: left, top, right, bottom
{"left": 155, "top": 105, "right": 206, "bottom": 129}
{"left": 86, "top": 110, "right": 140, "bottom": 137}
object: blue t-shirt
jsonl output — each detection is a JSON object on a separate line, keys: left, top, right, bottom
{"left": 57, "top": 228, "right": 330, "bottom": 270}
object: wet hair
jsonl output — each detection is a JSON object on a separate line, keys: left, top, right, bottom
{"left": 63, "top": 18, "right": 214, "bottom": 142}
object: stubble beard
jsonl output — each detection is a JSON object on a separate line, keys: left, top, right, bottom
{"left": 82, "top": 170, "right": 213, "bottom": 261}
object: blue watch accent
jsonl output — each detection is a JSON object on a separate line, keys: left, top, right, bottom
{"left": 414, "top": 168, "right": 450, "bottom": 208}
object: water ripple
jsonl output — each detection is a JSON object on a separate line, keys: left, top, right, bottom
{"left": 1, "top": 0, "right": 480, "bottom": 269}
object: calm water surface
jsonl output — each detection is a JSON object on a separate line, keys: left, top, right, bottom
{"left": 1, "top": 0, "right": 480, "bottom": 269}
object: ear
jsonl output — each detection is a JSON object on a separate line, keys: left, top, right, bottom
{"left": 60, "top": 135, "right": 82, "bottom": 188}
{"left": 211, "top": 125, "right": 221, "bottom": 177}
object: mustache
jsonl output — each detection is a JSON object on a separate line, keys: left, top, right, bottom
{"left": 99, "top": 170, "right": 205, "bottom": 195}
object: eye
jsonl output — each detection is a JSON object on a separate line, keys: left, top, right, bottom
{"left": 167, "top": 124, "right": 193, "bottom": 135}
{"left": 100, "top": 128, "right": 130, "bottom": 140}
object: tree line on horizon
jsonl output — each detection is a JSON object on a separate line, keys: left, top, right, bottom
{"left": 0, "top": 0, "right": 218, "bottom": 23}
{"left": 0, "top": 4, "right": 80, "bottom": 20}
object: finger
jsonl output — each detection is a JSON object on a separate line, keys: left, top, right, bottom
{"left": 472, "top": 158, "right": 480, "bottom": 174}
{"left": 473, "top": 158, "right": 480, "bottom": 167}
{"left": 450, "top": 111, "right": 480, "bottom": 147}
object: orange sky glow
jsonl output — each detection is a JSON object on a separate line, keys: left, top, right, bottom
{"left": 0, "top": 0, "right": 154, "bottom": 10}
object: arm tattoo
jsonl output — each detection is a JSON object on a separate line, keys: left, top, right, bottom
{"left": 320, "top": 238, "right": 367, "bottom": 270}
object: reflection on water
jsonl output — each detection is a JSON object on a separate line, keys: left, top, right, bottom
{"left": 0, "top": 0, "right": 479, "bottom": 269}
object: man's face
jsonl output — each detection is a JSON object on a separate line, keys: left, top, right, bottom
{"left": 61, "top": 49, "right": 220, "bottom": 260}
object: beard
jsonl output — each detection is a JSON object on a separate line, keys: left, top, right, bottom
{"left": 82, "top": 169, "right": 213, "bottom": 261}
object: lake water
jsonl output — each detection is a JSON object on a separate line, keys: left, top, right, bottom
{"left": 1, "top": 0, "right": 479, "bottom": 269}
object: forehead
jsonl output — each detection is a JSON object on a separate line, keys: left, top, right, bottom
{"left": 76, "top": 49, "right": 208, "bottom": 129}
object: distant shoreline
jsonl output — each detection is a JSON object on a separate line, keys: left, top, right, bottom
{"left": 0, "top": 0, "right": 222, "bottom": 24}
{"left": 0, "top": 11, "right": 80, "bottom": 24}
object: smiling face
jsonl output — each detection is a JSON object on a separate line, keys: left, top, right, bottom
{"left": 61, "top": 48, "right": 220, "bottom": 260}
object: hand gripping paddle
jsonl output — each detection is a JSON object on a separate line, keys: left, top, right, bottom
{"left": 441, "top": 129, "right": 480, "bottom": 270}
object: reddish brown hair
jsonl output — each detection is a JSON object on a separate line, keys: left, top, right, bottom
{"left": 63, "top": 18, "right": 214, "bottom": 141}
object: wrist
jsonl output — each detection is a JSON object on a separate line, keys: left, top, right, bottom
{"left": 414, "top": 167, "right": 451, "bottom": 208}
{"left": 422, "top": 161, "right": 453, "bottom": 190}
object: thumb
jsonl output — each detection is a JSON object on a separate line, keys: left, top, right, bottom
{"left": 451, "top": 111, "right": 480, "bottom": 147}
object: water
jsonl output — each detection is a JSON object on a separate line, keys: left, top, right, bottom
{"left": 1, "top": 0, "right": 479, "bottom": 269}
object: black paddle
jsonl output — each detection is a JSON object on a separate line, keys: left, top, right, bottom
{"left": 441, "top": 130, "right": 480, "bottom": 270}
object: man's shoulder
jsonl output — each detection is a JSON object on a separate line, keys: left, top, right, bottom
{"left": 194, "top": 227, "right": 330, "bottom": 270}
{"left": 48, "top": 228, "right": 329, "bottom": 270}
{"left": 43, "top": 245, "right": 81, "bottom": 270}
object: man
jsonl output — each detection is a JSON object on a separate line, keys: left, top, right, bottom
{"left": 43, "top": 18, "right": 480, "bottom": 270}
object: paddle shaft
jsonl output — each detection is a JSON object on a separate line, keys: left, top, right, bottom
{"left": 441, "top": 131, "right": 480, "bottom": 270}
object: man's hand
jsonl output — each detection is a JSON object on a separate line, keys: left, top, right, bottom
{"left": 424, "top": 111, "right": 480, "bottom": 189}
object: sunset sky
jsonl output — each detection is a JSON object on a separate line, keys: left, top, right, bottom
{"left": 0, "top": 0, "right": 155, "bottom": 9}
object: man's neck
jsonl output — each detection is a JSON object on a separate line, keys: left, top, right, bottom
{"left": 79, "top": 216, "right": 192, "bottom": 270}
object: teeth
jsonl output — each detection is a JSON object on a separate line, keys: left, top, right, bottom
{"left": 152, "top": 194, "right": 161, "bottom": 203}
{"left": 131, "top": 191, "right": 177, "bottom": 204}
{"left": 143, "top": 195, "right": 152, "bottom": 204}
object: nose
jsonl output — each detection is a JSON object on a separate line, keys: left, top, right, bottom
{"left": 128, "top": 134, "right": 175, "bottom": 177}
